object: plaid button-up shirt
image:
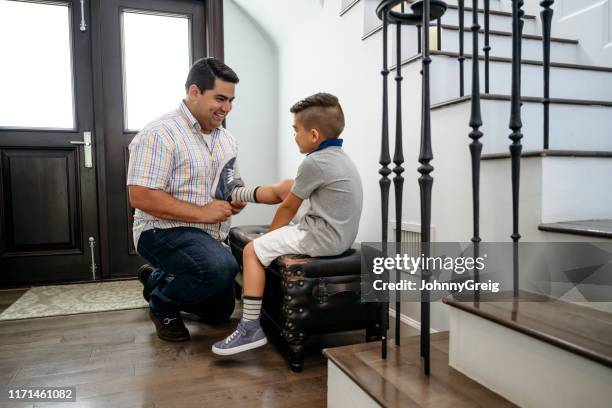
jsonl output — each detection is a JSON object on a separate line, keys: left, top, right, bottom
{"left": 127, "top": 101, "right": 239, "bottom": 248}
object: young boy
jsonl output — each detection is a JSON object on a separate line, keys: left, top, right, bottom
{"left": 212, "top": 92, "right": 363, "bottom": 355}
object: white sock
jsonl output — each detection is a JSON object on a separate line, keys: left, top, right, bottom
{"left": 231, "top": 186, "right": 259, "bottom": 203}
{"left": 242, "top": 296, "right": 262, "bottom": 322}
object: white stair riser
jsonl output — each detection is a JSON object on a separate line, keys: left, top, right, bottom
{"left": 449, "top": 307, "right": 612, "bottom": 408}
{"left": 433, "top": 100, "right": 612, "bottom": 153}
{"left": 479, "top": 156, "right": 612, "bottom": 225}
{"left": 541, "top": 157, "right": 612, "bottom": 222}
{"left": 327, "top": 362, "right": 379, "bottom": 408}
{"left": 442, "top": 8, "right": 538, "bottom": 36}
{"left": 440, "top": 29, "right": 578, "bottom": 64}
{"left": 430, "top": 56, "right": 612, "bottom": 103}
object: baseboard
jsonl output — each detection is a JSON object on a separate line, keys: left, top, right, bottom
{"left": 389, "top": 308, "right": 440, "bottom": 333}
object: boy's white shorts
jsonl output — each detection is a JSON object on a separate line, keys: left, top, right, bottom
{"left": 252, "top": 225, "right": 308, "bottom": 267}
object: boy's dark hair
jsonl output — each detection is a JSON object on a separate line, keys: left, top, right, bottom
{"left": 185, "top": 57, "right": 239, "bottom": 93}
{"left": 290, "top": 92, "right": 345, "bottom": 139}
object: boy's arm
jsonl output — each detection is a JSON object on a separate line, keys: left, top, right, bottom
{"left": 255, "top": 179, "right": 294, "bottom": 204}
{"left": 230, "top": 179, "right": 294, "bottom": 204}
{"left": 268, "top": 193, "right": 303, "bottom": 232}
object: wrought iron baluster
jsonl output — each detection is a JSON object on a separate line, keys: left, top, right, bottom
{"left": 509, "top": 0, "right": 524, "bottom": 298}
{"left": 418, "top": 23, "right": 422, "bottom": 53}
{"left": 379, "top": 9, "right": 391, "bottom": 360}
{"left": 436, "top": 17, "right": 442, "bottom": 50}
{"left": 419, "top": 0, "right": 434, "bottom": 376}
{"left": 458, "top": 0, "right": 465, "bottom": 96}
{"left": 469, "top": 0, "right": 483, "bottom": 246}
{"left": 393, "top": 18, "right": 405, "bottom": 348}
{"left": 484, "top": 0, "right": 491, "bottom": 93}
{"left": 541, "top": 0, "right": 554, "bottom": 149}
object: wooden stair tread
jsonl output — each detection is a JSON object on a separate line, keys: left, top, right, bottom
{"left": 446, "top": 4, "right": 537, "bottom": 20}
{"left": 539, "top": 219, "right": 612, "bottom": 239}
{"left": 432, "top": 94, "right": 612, "bottom": 110}
{"left": 396, "top": 51, "right": 612, "bottom": 73}
{"left": 481, "top": 150, "right": 612, "bottom": 160}
{"left": 323, "top": 332, "right": 515, "bottom": 408}
{"left": 439, "top": 23, "right": 578, "bottom": 44}
{"left": 444, "top": 293, "right": 612, "bottom": 368}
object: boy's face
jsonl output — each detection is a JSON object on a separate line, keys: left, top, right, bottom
{"left": 293, "top": 113, "right": 322, "bottom": 154}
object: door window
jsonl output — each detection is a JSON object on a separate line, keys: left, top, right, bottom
{"left": 121, "top": 11, "right": 191, "bottom": 131}
{"left": 0, "top": 0, "right": 75, "bottom": 129}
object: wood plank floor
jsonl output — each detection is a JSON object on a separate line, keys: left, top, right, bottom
{"left": 0, "top": 299, "right": 418, "bottom": 408}
{"left": 0, "top": 288, "right": 27, "bottom": 314}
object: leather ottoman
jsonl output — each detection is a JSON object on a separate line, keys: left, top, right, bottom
{"left": 228, "top": 225, "right": 382, "bottom": 372}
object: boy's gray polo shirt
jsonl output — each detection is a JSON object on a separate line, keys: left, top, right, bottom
{"left": 291, "top": 146, "right": 363, "bottom": 256}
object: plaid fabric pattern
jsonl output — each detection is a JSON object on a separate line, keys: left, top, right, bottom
{"left": 127, "top": 101, "right": 239, "bottom": 247}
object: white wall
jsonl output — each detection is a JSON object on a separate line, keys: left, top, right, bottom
{"left": 234, "top": 0, "right": 393, "bottom": 243}
{"left": 224, "top": 0, "right": 278, "bottom": 225}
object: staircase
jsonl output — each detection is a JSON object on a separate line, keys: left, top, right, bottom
{"left": 326, "top": 1, "right": 612, "bottom": 407}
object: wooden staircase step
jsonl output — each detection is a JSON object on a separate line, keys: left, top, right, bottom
{"left": 444, "top": 292, "right": 612, "bottom": 368}
{"left": 539, "top": 219, "right": 612, "bottom": 239}
{"left": 446, "top": 4, "right": 536, "bottom": 20}
{"left": 323, "top": 332, "right": 515, "bottom": 407}
{"left": 439, "top": 23, "right": 578, "bottom": 44}
{"left": 481, "top": 149, "right": 612, "bottom": 160}
{"left": 432, "top": 94, "right": 612, "bottom": 110}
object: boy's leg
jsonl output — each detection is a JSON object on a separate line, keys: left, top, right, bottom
{"left": 239, "top": 242, "right": 266, "bottom": 323}
{"left": 212, "top": 225, "right": 306, "bottom": 356}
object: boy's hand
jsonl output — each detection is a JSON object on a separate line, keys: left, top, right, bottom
{"left": 230, "top": 200, "right": 247, "bottom": 215}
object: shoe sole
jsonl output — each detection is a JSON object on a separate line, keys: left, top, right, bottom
{"left": 211, "top": 337, "right": 268, "bottom": 356}
{"left": 157, "top": 333, "right": 191, "bottom": 342}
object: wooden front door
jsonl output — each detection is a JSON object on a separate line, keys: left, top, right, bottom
{"left": 0, "top": 0, "right": 99, "bottom": 285}
{"left": 96, "top": 0, "right": 208, "bottom": 278}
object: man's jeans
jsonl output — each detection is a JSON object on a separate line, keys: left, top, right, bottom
{"left": 137, "top": 227, "right": 238, "bottom": 322}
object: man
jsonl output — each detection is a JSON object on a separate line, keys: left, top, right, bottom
{"left": 127, "top": 58, "right": 245, "bottom": 342}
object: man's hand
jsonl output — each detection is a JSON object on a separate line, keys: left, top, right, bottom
{"left": 230, "top": 200, "right": 247, "bottom": 215}
{"left": 200, "top": 200, "right": 233, "bottom": 223}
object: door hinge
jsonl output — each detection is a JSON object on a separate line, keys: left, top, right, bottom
{"left": 88, "top": 236, "right": 97, "bottom": 280}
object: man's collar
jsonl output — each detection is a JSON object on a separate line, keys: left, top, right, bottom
{"left": 308, "top": 138, "right": 343, "bottom": 155}
{"left": 179, "top": 100, "right": 199, "bottom": 130}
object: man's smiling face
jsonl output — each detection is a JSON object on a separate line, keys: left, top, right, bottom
{"left": 188, "top": 78, "right": 235, "bottom": 133}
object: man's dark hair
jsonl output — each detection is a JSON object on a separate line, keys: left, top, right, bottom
{"left": 290, "top": 92, "right": 345, "bottom": 139}
{"left": 185, "top": 57, "right": 239, "bottom": 93}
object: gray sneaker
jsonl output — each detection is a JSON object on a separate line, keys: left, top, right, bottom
{"left": 212, "top": 157, "right": 244, "bottom": 201}
{"left": 212, "top": 319, "right": 268, "bottom": 356}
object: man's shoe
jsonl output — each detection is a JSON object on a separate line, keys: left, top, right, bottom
{"left": 212, "top": 319, "right": 267, "bottom": 356}
{"left": 148, "top": 310, "right": 191, "bottom": 342}
{"left": 136, "top": 264, "right": 155, "bottom": 301}
{"left": 212, "top": 157, "right": 245, "bottom": 201}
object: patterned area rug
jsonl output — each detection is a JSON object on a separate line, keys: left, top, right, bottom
{"left": 0, "top": 280, "right": 148, "bottom": 321}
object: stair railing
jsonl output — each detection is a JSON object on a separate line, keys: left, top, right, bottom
{"left": 484, "top": 0, "right": 491, "bottom": 93}
{"left": 509, "top": 0, "right": 524, "bottom": 297}
{"left": 377, "top": 4, "right": 391, "bottom": 360}
{"left": 541, "top": 0, "right": 554, "bottom": 149}
{"left": 469, "top": 0, "right": 483, "bottom": 297}
{"left": 376, "top": 0, "right": 447, "bottom": 377}
{"left": 393, "top": 1, "right": 405, "bottom": 348}
{"left": 374, "top": 0, "right": 556, "bottom": 374}
{"left": 458, "top": 0, "right": 465, "bottom": 96}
